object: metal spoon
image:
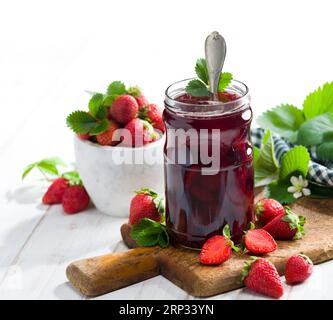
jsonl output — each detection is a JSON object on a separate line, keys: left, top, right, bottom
{"left": 204, "top": 31, "right": 227, "bottom": 100}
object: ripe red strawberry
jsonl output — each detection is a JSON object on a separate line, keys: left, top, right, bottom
{"left": 42, "top": 177, "right": 69, "bottom": 204}
{"left": 138, "top": 103, "right": 165, "bottom": 133}
{"left": 110, "top": 95, "right": 139, "bottom": 125}
{"left": 199, "top": 235, "right": 231, "bottom": 265}
{"left": 242, "top": 257, "right": 284, "bottom": 299}
{"left": 77, "top": 133, "right": 90, "bottom": 140}
{"left": 135, "top": 95, "right": 149, "bottom": 108}
{"left": 123, "top": 118, "right": 156, "bottom": 147}
{"left": 199, "top": 225, "right": 238, "bottom": 265}
{"left": 255, "top": 198, "right": 285, "bottom": 225}
{"left": 96, "top": 120, "right": 120, "bottom": 146}
{"left": 263, "top": 208, "right": 306, "bottom": 240}
{"left": 285, "top": 254, "right": 313, "bottom": 285}
{"left": 129, "top": 188, "right": 163, "bottom": 225}
{"left": 244, "top": 228, "right": 277, "bottom": 254}
{"left": 127, "top": 86, "right": 148, "bottom": 107}
{"left": 62, "top": 185, "right": 90, "bottom": 214}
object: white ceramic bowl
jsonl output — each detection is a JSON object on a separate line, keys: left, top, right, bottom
{"left": 74, "top": 135, "right": 165, "bottom": 217}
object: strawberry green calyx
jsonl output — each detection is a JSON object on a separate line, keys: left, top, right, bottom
{"left": 283, "top": 207, "right": 306, "bottom": 240}
{"left": 249, "top": 222, "right": 256, "bottom": 230}
{"left": 141, "top": 119, "right": 157, "bottom": 140}
{"left": 222, "top": 224, "right": 240, "bottom": 252}
{"left": 127, "top": 86, "right": 142, "bottom": 97}
{"left": 142, "top": 119, "right": 155, "bottom": 133}
{"left": 135, "top": 188, "right": 158, "bottom": 198}
{"left": 243, "top": 222, "right": 256, "bottom": 237}
{"left": 62, "top": 171, "right": 82, "bottom": 186}
{"left": 255, "top": 200, "right": 264, "bottom": 217}
{"left": 137, "top": 105, "right": 149, "bottom": 120}
{"left": 241, "top": 256, "right": 259, "bottom": 282}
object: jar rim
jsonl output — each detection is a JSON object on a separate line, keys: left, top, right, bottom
{"left": 164, "top": 78, "right": 250, "bottom": 117}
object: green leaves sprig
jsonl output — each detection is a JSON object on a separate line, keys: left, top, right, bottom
{"left": 66, "top": 81, "right": 141, "bottom": 136}
{"left": 130, "top": 218, "right": 169, "bottom": 248}
{"left": 254, "top": 131, "right": 311, "bottom": 204}
{"left": 22, "top": 157, "right": 66, "bottom": 180}
{"left": 257, "top": 82, "right": 333, "bottom": 161}
{"left": 22, "top": 157, "right": 82, "bottom": 186}
{"left": 185, "top": 58, "right": 233, "bottom": 97}
{"left": 297, "top": 113, "right": 333, "bottom": 161}
{"left": 253, "top": 131, "right": 279, "bottom": 185}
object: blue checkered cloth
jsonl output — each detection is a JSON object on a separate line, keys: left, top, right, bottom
{"left": 251, "top": 127, "right": 333, "bottom": 187}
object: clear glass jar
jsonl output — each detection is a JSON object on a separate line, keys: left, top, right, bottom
{"left": 163, "top": 79, "right": 254, "bottom": 249}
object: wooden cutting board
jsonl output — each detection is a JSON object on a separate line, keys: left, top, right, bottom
{"left": 66, "top": 194, "right": 333, "bottom": 297}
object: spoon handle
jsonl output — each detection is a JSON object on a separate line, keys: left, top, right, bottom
{"left": 205, "top": 31, "right": 227, "bottom": 98}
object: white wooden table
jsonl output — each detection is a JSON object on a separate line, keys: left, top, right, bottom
{"left": 1, "top": 0, "right": 333, "bottom": 300}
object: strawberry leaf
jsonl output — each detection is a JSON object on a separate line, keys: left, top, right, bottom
{"left": 103, "top": 95, "right": 117, "bottom": 107}
{"left": 107, "top": 81, "right": 126, "bottom": 96}
{"left": 218, "top": 72, "right": 233, "bottom": 92}
{"left": 254, "top": 131, "right": 279, "bottom": 185}
{"left": 297, "top": 112, "right": 333, "bottom": 146}
{"left": 253, "top": 146, "right": 260, "bottom": 165}
{"left": 22, "top": 163, "right": 36, "bottom": 180}
{"left": 158, "top": 229, "right": 169, "bottom": 248}
{"left": 66, "top": 111, "right": 98, "bottom": 134}
{"left": 187, "top": 58, "right": 233, "bottom": 97}
{"left": 88, "top": 93, "right": 106, "bottom": 120}
{"left": 303, "top": 82, "right": 333, "bottom": 120}
{"left": 185, "top": 79, "right": 209, "bottom": 97}
{"left": 257, "top": 104, "right": 305, "bottom": 143}
{"left": 130, "top": 218, "right": 169, "bottom": 248}
{"left": 37, "top": 161, "right": 60, "bottom": 176}
{"left": 22, "top": 157, "right": 67, "bottom": 180}
{"left": 279, "top": 146, "right": 310, "bottom": 182}
{"left": 38, "top": 157, "right": 67, "bottom": 176}
{"left": 46, "top": 157, "right": 66, "bottom": 166}
{"left": 195, "top": 58, "right": 209, "bottom": 85}
{"left": 316, "top": 141, "right": 333, "bottom": 161}
{"left": 89, "top": 118, "right": 110, "bottom": 135}
{"left": 265, "top": 180, "right": 296, "bottom": 205}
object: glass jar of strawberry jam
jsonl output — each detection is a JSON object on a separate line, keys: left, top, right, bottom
{"left": 163, "top": 79, "right": 254, "bottom": 249}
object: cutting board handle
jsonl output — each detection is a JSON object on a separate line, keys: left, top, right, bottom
{"left": 66, "top": 246, "right": 160, "bottom": 297}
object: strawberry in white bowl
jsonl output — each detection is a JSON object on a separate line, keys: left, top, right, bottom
{"left": 66, "top": 81, "right": 165, "bottom": 217}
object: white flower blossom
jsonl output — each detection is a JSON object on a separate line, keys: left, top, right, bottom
{"left": 287, "top": 175, "right": 311, "bottom": 199}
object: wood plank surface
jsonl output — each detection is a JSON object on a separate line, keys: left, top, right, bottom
{"left": 67, "top": 196, "right": 333, "bottom": 297}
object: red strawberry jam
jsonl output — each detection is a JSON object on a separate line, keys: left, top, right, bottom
{"left": 163, "top": 79, "right": 254, "bottom": 248}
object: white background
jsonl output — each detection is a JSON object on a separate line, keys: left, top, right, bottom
{"left": 0, "top": 0, "right": 333, "bottom": 300}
